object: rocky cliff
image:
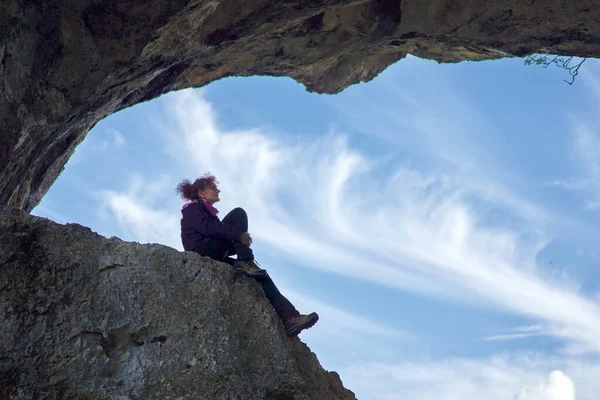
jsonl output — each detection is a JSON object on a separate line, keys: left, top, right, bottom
{"left": 0, "top": 206, "right": 356, "bottom": 400}
{"left": 1, "top": 0, "right": 600, "bottom": 211}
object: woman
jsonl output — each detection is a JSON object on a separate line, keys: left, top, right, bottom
{"left": 177, "top": 174, "right": 319, "bottom": 337}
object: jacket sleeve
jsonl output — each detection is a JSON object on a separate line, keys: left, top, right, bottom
{"left": 187, "top": 204, "right": 242, "bottom": 241}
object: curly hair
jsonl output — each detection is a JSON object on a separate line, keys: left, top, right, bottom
{"left": 176, "top": 173, "right": 219, "bottom": 201}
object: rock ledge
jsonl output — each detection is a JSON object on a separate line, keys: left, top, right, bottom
{"left": 0, "top": 207, "right": 356, "bottom": 400}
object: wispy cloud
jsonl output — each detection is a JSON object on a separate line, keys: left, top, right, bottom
{"left": 581, "top": 60, "right": 600, "bottom": 107}
{"left": 284, "top": 288, "right": 405, "bottom": 340}
{"left": 96, "top": 174, "right": 181, "bottom": 248}
{"left": 110, "top": 129, "right": 126, "bottom": 148}
{"left": 484, "top": 332, "right": 543, "bottom": 341}
{"left": 30, "top": 203, "right": 72, "bottom": 224}
{"left": 278, "top": 286, "right": 413, "bottom": 367}
{"left": 548, "top": 62, "right": 600, "bottom": 211}
{"left": 483, "top": 325, "right": 545, "bottom": 342}
{"left": 546, "top": 179, "right": 589, "bottom": 191}
{"left": 93, "top": 128, "right": 127, "bottom": 151}
{"left": 564, "top": 120, "right": 600, "bottom": 210}
{"left": 96, "top": 90, "right": 600, "bottom": 357}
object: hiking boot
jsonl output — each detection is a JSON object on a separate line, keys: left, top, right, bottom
{"left": 284, "top": 312, "right": 319, "bottom": 337}
{"left": 234, "top": 259, "right": 267, "bottom": 277}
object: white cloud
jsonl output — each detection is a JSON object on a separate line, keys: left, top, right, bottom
{"left": 93, "top": 89, "right": 600, "bottom": 356}
{"left": 517, "top": 371, "right": 575, "bottom": 400}
{"left": 339, "top": 355, "right": 586, "bottom": 400}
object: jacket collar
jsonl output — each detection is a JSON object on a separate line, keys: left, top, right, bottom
{"left": 182, "top": 199, "right": 219, "bottom": 215}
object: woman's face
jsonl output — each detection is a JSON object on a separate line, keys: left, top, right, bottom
{"left": 198, "top": 182, "right": 220, "bottom": 204}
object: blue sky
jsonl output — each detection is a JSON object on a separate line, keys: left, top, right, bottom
{"left": 33, "top": 55, "right": 600, "bottom": 399}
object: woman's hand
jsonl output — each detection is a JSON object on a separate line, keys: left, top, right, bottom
{"left": 240, "top": 232, "right": 253, "bottom": 246}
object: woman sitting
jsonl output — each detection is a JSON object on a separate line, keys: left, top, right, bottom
{"left": 177, "top": 174, "right": 319, "bottom": 337}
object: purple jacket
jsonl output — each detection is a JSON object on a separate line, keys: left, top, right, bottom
{"left": 180, "top": 202, "right": 243, "bottom": 252}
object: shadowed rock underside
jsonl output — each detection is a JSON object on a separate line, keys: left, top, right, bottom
{"left": 1, "top": 0, "right": 599, "bottom": 211}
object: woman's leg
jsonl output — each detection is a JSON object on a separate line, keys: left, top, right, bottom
{"left": 257, "top": 274, "right": 319, "bottom": 336}
{"left": 221, "top": 208, "right": 265, "bottom": 277}
{"left": 205, "top": 208, "right": 316, "bottom": 333}
{"left": 199, "top": 207, "right": 252, "bottom": 261}
{"left": 255, "top": 274, "right": 299, "bottom": 321}
{"left": 221, "top": 207, "right": 253, "bottom": 261}
{"left": 218, "top": 208, "right": 299, "bottom": 319}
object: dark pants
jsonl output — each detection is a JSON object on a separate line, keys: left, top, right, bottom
{"left": 201, "top": 207, "right": 254, "bottom": 261}
{"left": 199, "top": 207, "right": 299, "bottom": 321}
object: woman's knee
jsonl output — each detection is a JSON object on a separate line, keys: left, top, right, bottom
{"left": 231, "top": 207, "right": 248, "bottom": 224}
{"left": 231, "top": 207, "right": 247, "bottom": 217}
{"left": 223, "top": 207, "right": 248, "bottom": 230}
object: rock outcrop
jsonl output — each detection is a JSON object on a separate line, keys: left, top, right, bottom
{"left": 0, "top": 206, "right": 356, "bottom": 400}
{"left": 1, "top": 0, "right": 600, "bottom": 211}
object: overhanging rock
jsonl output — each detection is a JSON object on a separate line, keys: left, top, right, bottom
{"left": 1, "top": 0, "right": 599, "bottom": 210}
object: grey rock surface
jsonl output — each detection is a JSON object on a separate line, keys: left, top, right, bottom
{"left": 0, "top": 207, "right": 356, "bottom": 400}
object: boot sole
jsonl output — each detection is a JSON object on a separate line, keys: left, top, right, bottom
{"left": 285, "top": 313, "right": 319, "bottom": 337}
